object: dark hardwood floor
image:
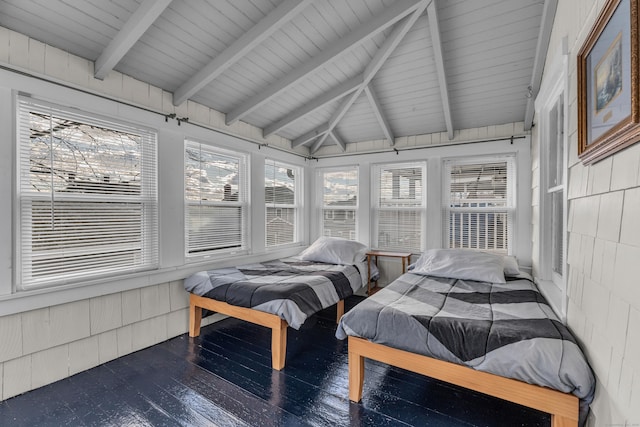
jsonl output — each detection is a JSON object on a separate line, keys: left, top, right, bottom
{"left": 0, "top": 296, "right": 549, "bottom": 426}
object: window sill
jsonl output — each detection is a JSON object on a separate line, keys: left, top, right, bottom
{"left": 0, "top": 244, "right": 306, "bottom": 316}
{"left": 534, "top": 278, "right": 565, "bottom": 322}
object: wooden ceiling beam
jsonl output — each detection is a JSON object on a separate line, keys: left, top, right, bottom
{"left": 427, "top": 0, "right": 454, "bottom": 140}
{"left": 364, "top": 84, "right": 394, "bottom": 146}
{"left": 329, "top": 131, "right": 346, "bottom": 152}
{"left": 311, "top": 1, "right": 428, "bottom": 153}
{"left": 291, "top": 124, "right": 330, "bottom": 148}
{"left": 94, "top": 0, "right": 172, "bottom": 80}
{"left": 262, "top": 74, "right": 363, "bottom": 138}
{"left": 226, "top": 0, "right": 423, "bottom": 126}
{"left": 311, "top": 132, "right": 330, "bottom": 153}
{"left": 173, "top": 0, "right": 311, "bottom": 106}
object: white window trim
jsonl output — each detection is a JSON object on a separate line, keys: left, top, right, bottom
{"left": 265, "top": 158, "right": 303, "bottom": 249}
{"left": 16, "top": 96, "right": 159, "bottom": 291}
{"left": 442, "top": 155, "right": 516, "bottom": 255}
{"left": 1, "top": 69, "right": 311, "bottom": 315}
{"left": 534, "top": 42, "right": 569, "bottom": 321}
{"left": 371, "top": 161, "right": 427, "bottom": 253}
{"left": 317, "top": 165, "right": 359, "bottom": 241}
{"left": 184, "top": 140, "right": 250, "bottom": 261}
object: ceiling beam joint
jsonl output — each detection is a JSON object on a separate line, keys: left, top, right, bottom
{"left": 310, "top": 0, "right": 428, "bottom": 152}
{"left": 364, "top": 84, "right": 394, "bottom": 146}
{"left": 263, "top": 74, "right": 363, "bottom": 138}
{"left": 291, "top": 124, "right": 330, "bottom": 148}
{"left": 227, "top": 0, "right": 424, "bottom": 126}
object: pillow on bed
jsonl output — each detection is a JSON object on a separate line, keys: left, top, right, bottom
{"left": 503, "top": 255, "right": 520, "bottom": 276}
{"left": 299, "top": 236, "right": 367, "bottom": 265}
{"left": 410, "top": 255, "right": 519, "bottom": 276}
{"left": 411, "top": 249, "right": 506, "bottom": 284}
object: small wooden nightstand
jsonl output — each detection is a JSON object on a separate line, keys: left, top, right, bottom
{"left": 366, "top": 250, "right": 412, "bottom": 295}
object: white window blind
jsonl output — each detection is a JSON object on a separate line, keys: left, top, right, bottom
{"left": 17, "top": 97, "right": 158, "bottom": 290}
{"left": 265, "top": 159, "right": 300, "bottom": 247}
{"left": 185, "top": 141, "right": 248, "bottom": 256}
{"left": 320, "top": 167, "right": 358, "bottom": 240}
{"left": 373, "top": 162, "right": 425, "bottom": 252}
{"left": 444, "top": 157, "right": 515, "bottom": 255}
{"left": 546, "top": 96, "right": 565, "bottom": 277}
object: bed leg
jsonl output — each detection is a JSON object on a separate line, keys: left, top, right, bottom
{"left": 189, "top": 295, "right": 203, "bottom": 338}
{"left": 550, "top": 414, "right": 575, "bottom": 427}
{"left": 348, "top": 349, "right": 365, "bottom": 402}
{"left": 271, "top": 319, "right": 287, "bottom": 370}
{"left": 336, "top": 300, "right": 345, "bottom": 324}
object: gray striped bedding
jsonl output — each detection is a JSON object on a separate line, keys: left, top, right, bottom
{"left": 185, "top": 257, "right": 365, "bottom": 329}
{"left": 336, "top": 272, "right": 595, "bottom": 425}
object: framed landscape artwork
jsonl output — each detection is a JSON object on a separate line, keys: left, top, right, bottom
{"left": 577, "top": 0, "right": 640, "bottom": 164}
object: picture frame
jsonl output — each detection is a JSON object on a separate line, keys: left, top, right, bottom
{"left": 577, "top": 0, "right": 640, "bottom": 164}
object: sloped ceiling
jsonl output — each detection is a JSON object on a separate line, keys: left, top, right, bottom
{"left": 0, "top": 0, "right": 556, "bottom": 153}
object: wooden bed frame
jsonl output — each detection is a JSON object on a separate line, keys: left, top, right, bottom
{"left": 189, "top": 293, "right": 345, "bottom": 370}
{"left": 348, "top": 336, "right": 579, "bottom": 427}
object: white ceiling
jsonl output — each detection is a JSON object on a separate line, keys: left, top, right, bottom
{"left": 0, "top": 0, "right": 555, "bottom": 153}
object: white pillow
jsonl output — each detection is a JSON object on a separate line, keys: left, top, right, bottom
{"left": 411, "top": 249, "right": 506, "bottom": 284}
{"left": 503, "top": 255, "right": 520, "bottom": 276}
{"left": 299, "top": 237, "right": 368, "bottom": 265}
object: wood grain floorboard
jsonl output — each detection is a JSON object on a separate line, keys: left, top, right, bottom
{"left": 0, "top": 296, "right": 550, "bottom": 426}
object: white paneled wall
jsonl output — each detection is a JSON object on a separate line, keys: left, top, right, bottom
{"left": 534, "top": 0, "right": 640, "bottom": 424}
{"left": 0, "top": 280, "right": 228, "bottom": 400}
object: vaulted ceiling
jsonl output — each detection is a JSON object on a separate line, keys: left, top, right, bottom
{"left": 0, "top": 0, "right": 556, "bottom": 153}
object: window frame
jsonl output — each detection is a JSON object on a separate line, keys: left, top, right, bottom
{"left": 318, "top": 166, "right": 359, "bottom": 241}
{"left": 184, "top": 139, "right": 250, "bottom": 260}
{"left": 535, "top": 46, "right": 569, "bottom": 320}
{"left": 264, "top": 158, "right": 302, "bottom": 249}
{"left": 15, "top": 96, "right": 159, "bottom": 291}
{"left": 442, "top": 155, "right": 516, "bottom": 256}
{"left": 371, "top": 161, "right": 427, "bottom": 253}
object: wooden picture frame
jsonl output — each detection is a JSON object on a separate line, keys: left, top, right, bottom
{"left": 577, "top": 0, "right": 640, "bottom": 164}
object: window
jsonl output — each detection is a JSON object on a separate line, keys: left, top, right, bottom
{"left": 320, "top": 167, "right": 358, "bottom": 240}
{"left": 443, "top": 157, "right": 515, "bottom": 255}
{"left": 184, "top": 141, "right": 248, "bottom": 257}
{"left": 542, "top": 95, "right": 566, "bottom": 286}
{"left": 534, "top": 47, "right": 568, "bottom": 318}
{"left": 265, "top": 159, "right": 301, "bottom": 247}
{"left": 372, "top": 162, "right": 425, "bottom": 252}
{"left": 17, "top": 97, "right": 158, "bottom": 290}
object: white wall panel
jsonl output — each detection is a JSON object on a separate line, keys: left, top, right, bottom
{"left": 533, "top": 0, "right": 640, "bottom": 422}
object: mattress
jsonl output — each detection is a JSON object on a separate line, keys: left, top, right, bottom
{"left": 185, "top": 257, "right": 364, "bottom": 329}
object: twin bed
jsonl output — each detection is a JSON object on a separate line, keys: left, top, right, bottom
{"left": 184, "top": 242, "right": 595, "bottom": 427}
{"left": 184, "top": 237, "right": 372, "bottom": 369}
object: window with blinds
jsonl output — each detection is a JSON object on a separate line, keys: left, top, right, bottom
{"left": 443, "top": 157, "right": 515, "bottom": 255}
{"left": 17, "top": 97, "right": 158, "bottom": 290}
{"left": 372, "top": 162, "right": 425, "bottom": 252}
{"left": 546, "top": 96, "right": 565, "bottom": 279}
{"left": 265, "top": 159, "right": 300, "bottom": 247}
{"left": 320, "top": 167, "right": 358, "bottom": 240}
{"left": 184, "top": 141, "right": 248, "bottom": 257}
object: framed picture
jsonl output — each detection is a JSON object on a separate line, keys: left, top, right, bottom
{"left": 577, "top": 0, "right": 640, "bottom": 164}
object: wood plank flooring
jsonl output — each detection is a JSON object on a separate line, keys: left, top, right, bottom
{"left": 0, "top": 296, "right": 549, "bottom": 426}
